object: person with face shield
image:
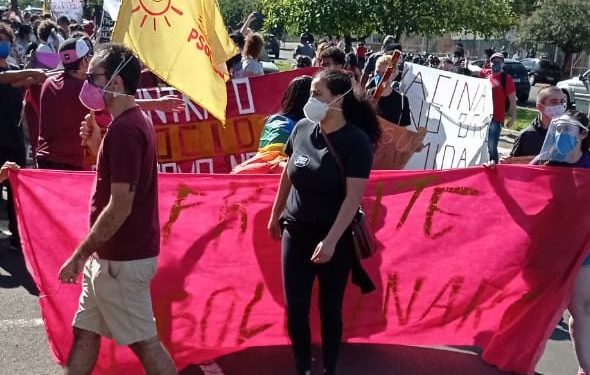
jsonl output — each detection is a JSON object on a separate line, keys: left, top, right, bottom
{"left": 57, "top": 43, "right": 178, "bottom": 374}
{"left": 531, "top": 111, "right": 590, "bottom": 375}
{"left": 501, "top": 86, "right": 567, "bottom": 164}
{"left": 268, "top": 70, "right": 381, "bottom": 375}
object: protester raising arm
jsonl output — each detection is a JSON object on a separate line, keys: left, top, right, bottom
{"left": 80, "top": 95, "right": 185, "bottom": 157}
{"left": 136, "top": 94, "right": 185, "bottom": 112}
{"left": 240, "top": 12, "right": 257, "bottom": 36}
{"left": 0, "top": 69, "right": 47, "bottom": 85}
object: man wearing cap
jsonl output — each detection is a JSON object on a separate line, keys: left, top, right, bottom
{"left": 360, "top": 35, "right": 401, "bottom": 87}
{"left": 36, "top": 37, "right": 184, "bottom": 171}
{"left": 37, "top": 36, "right": 94, "bottom": 170}
{"left": 486, "top": 52, "right": 517, "bottom": 165}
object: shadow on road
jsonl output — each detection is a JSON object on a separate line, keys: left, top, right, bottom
{"left": 180, "top": 343, "right": 525, "bottom": 375}
{"left": 0, "top": 240, "right": 39, "bottom": 296}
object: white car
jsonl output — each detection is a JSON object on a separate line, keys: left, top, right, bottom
{"left": 557, "top": 69, "right": 590, "bottom": 115}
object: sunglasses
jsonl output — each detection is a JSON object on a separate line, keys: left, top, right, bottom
{"left": 85, "top": 72, "right": 107, "bottom": 86}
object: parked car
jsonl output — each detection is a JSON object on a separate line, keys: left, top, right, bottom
{"left": 469, "top": 59, "right": 531, "bottom": 104}
{"left": 264, "top": 34, "right": 281, "bottom": 59}
{"left": 557, "top": 68, "right": 590, "bottom": 114}
{"left": 519, "top": 58, "right": 562, "bottom": 86}
{"left": 261, "top": 61, "right": 279, "bottom": 74}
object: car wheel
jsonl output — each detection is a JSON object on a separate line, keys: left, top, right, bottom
{"left": 528, "top": 74, "right": 535, "bottom": 86}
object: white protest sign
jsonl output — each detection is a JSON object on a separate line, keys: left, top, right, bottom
{"left": 400, "top": 63, "right": 494, "bottom": 170}
{"left": 103, "top": 0, "right": 121, "bottom": 21}
{"left": 51, "top": 0, "right": 83, "bottom": 22}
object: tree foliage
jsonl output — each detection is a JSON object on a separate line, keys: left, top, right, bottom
{"left": 521, "top": 0, "right": 590, "bottom": 54}
{"left": 218, "top": 0, "right": 262, "bottom": 31}
{"left": 261, "top": 0, "right": 373, "bottom": 38}
{"left": 521, "top": 0, "right": 590, "bottom": 73}
{"left": 261, "top": 0, "right": 515, "bottom": 42}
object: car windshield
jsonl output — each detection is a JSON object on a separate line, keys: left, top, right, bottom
{"left": 505, "top": 62, "right": 528, "bottom": 77}
{"left": 539, "top": 60, "right": 560, "bottom": 70}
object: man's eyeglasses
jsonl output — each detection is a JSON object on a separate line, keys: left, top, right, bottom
{"left": 85, "top": 73, "right": 107, "bottom": 86}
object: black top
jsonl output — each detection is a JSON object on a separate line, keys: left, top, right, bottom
{"left": 0, "top": 65, "right": 24, "bottom": 147}
{"left": 283, "top": 119, "right": 373, "bottom": 226}
{"left": 510, "top": 116, "right": 548, "bottom": 157}
{"left": 370, "top": 89, "right": 411, "bottom": 126}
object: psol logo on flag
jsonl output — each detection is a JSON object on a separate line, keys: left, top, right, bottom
{"left": 113, "top": 0, "right": 238, "bottom": 123}
{"left": 131, "top": 0, "right": 184, "bottom": 31}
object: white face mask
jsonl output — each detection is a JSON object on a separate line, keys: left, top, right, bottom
{"left": 303, "top": 88, "right": 351, "bottom": 123}
{"left": 542, "top": 103, "right": 567, "bottom": 119}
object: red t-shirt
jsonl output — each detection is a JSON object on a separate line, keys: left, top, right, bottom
{"left": 91, "top": 106, "right": 160, "bottom": 261}
{"left": 356, "top": 46, "right": 367, "bottom": 59}
{"left": 489, "top": 72, "right": 515, "bottom": 123}
{"left": 37, "top": 73, "right": 87, "bottom": 168}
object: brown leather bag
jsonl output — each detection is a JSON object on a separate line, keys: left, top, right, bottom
{"left": 320, "top": 130, "right": 376, "bottom": 260}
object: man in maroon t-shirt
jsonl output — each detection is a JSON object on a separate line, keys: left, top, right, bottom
{"left": 37, "top": 37, "right": 93, "bottom": 170}
{"left": 487, "top": 52, "right": 517, "bottom": 164}
{"left": 58, "top": 43, "right": 178, "bottom": 374}
{"left": 37, "top": 37, "right": 184, "bottom": 170}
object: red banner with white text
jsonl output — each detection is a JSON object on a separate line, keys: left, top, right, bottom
{"left": 134, "top": 68, "right": 317, "bottom": 174}
{"left": 11, "top": 166, "right": 590, "bottom": 375}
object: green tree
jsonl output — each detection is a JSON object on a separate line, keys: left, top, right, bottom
{"left": 261, "top": 0, "right": 373, "bottom": 39}
{"left": 262, "top": 0, "right": 515, "bottom": 43}
{"left": 521, "top": 0, "right": 590, "bottom": 74}
{"left": 218, "top": 0, "right": 262, "bottom": 31}
{"left": 509, "top": 0, "right": 538, "bottom": 16}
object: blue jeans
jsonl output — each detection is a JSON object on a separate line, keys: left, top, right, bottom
{"left": 487, "top": 120, "right": 502, "bottom": 163}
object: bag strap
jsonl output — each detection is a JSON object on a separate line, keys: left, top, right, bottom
{"left": 501, "top": 72, "right": 507, "bottom": 96}
{"left": 320, "top": 130, "right": 347, "bottom": 191}
{"left": 398, "top": 91, "right": 405, "bottom": 125}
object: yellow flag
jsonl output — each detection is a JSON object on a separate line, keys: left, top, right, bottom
{"left": 112, "top": 0, "right": 238, "bottom": 123}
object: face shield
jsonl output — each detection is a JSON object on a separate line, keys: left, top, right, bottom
{"left": 532, "top": 115, "right": 589, "bottom": 164}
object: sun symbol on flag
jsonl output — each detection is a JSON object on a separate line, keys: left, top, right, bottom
{"left": 132, "top": 0, "right": 184, "bottom": 32}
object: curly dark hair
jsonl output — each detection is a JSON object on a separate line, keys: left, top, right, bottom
{"left": 318, "top": 46, "right": 346, "bottom": 66}
{"left": 280, "top": 75, "right": 312, "bottom": 121}
{"left": 315, "top": 69, "right": 381, "bottom": 148}
{"left": 36, "top": 19, "right": 59, "bottom": 42}
{"left": 243, "top": 33, "right": 263, "bottom": 59}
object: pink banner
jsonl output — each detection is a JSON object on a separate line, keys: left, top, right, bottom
{"left": 10, "top": 166, "right": 590, "bottom": 374}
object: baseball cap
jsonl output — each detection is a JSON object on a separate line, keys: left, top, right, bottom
{"left": 58, "top": 37, "right": 93, "bottom": 68}
{"left": 490, "top": 52, "right": 505, "bottom": 61}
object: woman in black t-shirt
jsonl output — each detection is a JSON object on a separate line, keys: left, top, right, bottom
{"left": 268, "top": 70, "right": 381, "bottom": 375}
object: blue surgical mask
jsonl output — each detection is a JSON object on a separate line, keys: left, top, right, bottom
{"left": 492, "top": 62, "right": 503, "bottom": 73}
{"left": 555, "top": 132, "right": 578, "bottom": 158}
{"left": 0, "top": 41, "right": 11, "bottom": 59}
{"left": 374, "top": 73, "right": 382, "bottom": 84}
